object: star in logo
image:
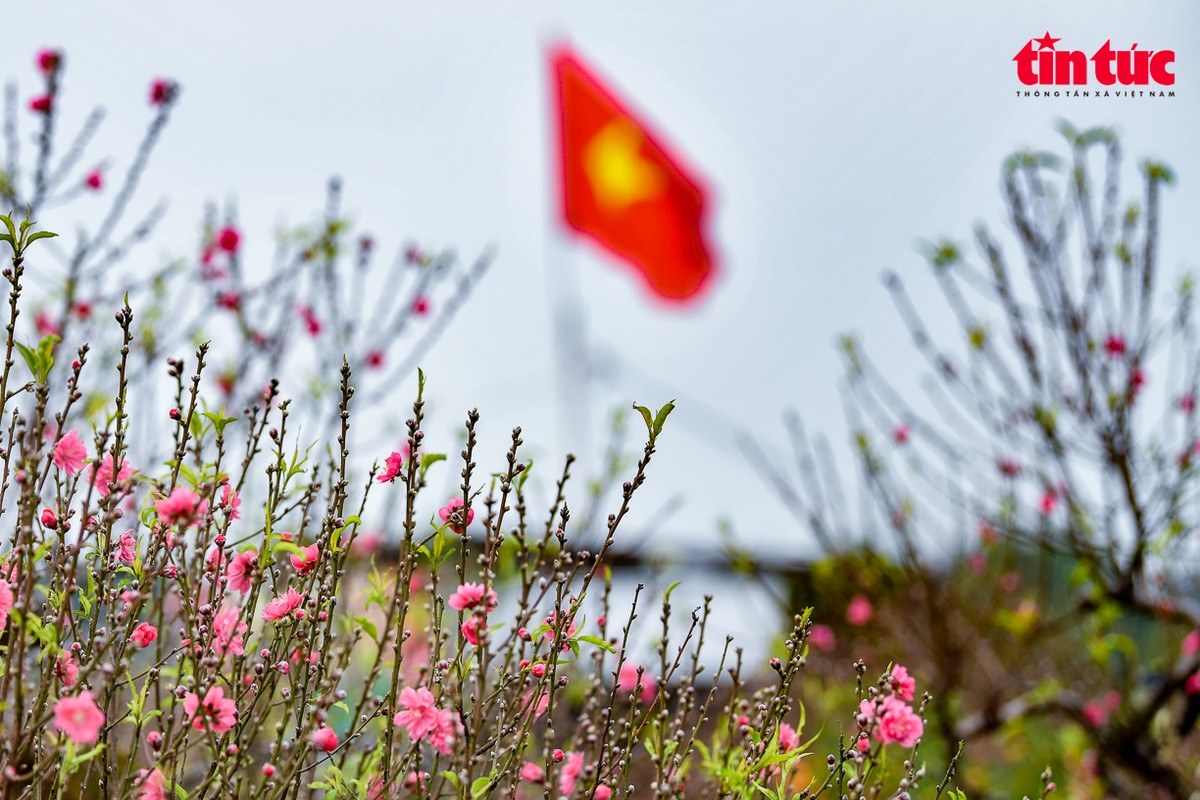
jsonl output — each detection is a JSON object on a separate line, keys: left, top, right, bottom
{"left": 1033, "top": 31, "right": 1061, "bottom": 51}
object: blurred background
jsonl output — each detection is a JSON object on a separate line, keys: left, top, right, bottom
{"left": 6, "top": 1, "right": 1199, "bottom": 590}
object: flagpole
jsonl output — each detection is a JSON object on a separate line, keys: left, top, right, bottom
{"left": 544, "top": 225, "right": 592, "bottom": 469}
{"left": 544, "top": 39, "right": 593, "bottom": 470}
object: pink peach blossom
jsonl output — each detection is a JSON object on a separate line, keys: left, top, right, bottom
{"left": 35, "top": 309, "right": 59, "bottom": 337}
{"left": 1039, "top": 487, "right": 1061, "bottom": 516}
{"left": 523, "top": 689, "right": 550, "bottom": 719}
{"left": 221, "top": 484, "right": 241, "bottom": 520}
{"left": 543, "top": 611, "right": 577, "bottom": 650}
{"left": 227, "top": 550, "right": 257, "bottom": 594}
{"left": 290, "top": 543, "right": 320, "bottom": 575}
{"left": 447, "top": 582, "right": 498, "bottom": 612}
{"left": 262, "top": 588, "right": 305, "bottom": 622}
{"left": 117, "top": 531, "right": 138, "bottom": 564}
{"left": 205, "top": 546, "right": 226, "bottom": 574}
{"left": 55, "top": 650, "right": 77, "bottom": 687}
{"left": 1104, "top": 333, "right": 1126, "bottom": 357}
{"left": 846, "top": 595, "right": 873, "bottom": 626}
{"left": 559, "top": 752, "right": 584, "bottom": 795}
{"left": 779, "top": 722, "right": 799, "bottom": 751}
{"left": 212, "top": 607, "right": 248, "bottom": 656}
{"left": 428, "top": 709, "right": 462, "bottom": 755}
{"left": 520, "top": 761, "right": 545, "bottom": 784}
{"left": 351, "top": 531, "right": 384, "bottom": 556}
{"left": 216, "top": 227, "right": 240, "bottom": 253}
{"left": 156, "top": 487, "right": 208, "bottom": 527}
{"left": 393, "top": 686, "right": 442, "bottom": 740}
{"left": 89, "top": 453, "right": 135, "bottom": 497}
{"left": 135, "top": 768, "right": 168, "bottom": 800}
{"left": 298, "top": 304, "right": 322, "bottom": 336}
{"left": 36, "top": 49, "right": 62, "bottom": 74}
{"left": 130, "top": 622, "right": 157, "bottom": 648}
{"left": 808, "top": 623, "right": 836, "bottom": 651}
{"left": 184, "top": 685, "right": 237, "bottom": 733}
{"left": 52, "top": 430, "right": 87, "bottom": 475}
{"left": 617, "top": 661, "right": 657, "bottom": 704}
{"left": 310, "top": 725, "right": 339, "bottom": 752}
{"left": 377, "top": 451, "right": 403, "bottom": 483}
{"left": 889, "top": 665, "right": 916, "bottom": 702}
{"left": 148, "top": 79, "right": 174, "bottom": 105}
{"left": 460, "top": 616, "right": 485, "bottom": 646}
{"left": 53, "top": 691, "right": 105, "bottom": 743}
{"left": 0, "top": 579, "right": 12, "bottom": 631}
{"left": 438, "top": 497, "right": 474, "bottom": 533}
{"left": 877, "top": 696, "right": 923, "bottom": 748}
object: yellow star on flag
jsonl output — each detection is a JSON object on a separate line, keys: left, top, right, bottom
{"left": 583, "top": 120, "right": 666, "bottom": 210}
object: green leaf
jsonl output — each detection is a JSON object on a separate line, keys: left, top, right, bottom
{"left": 201, "top": 407, "right": 237, "bottom": 436}
{"left": 188, "top": 411, "right": 204, "bottom": 440}
{"left": 271, "top": 541, "right": 307, "bottom": 558}
{"left": 419, "top": 452, "right": 446, "bottom": 479}
{"left": 439, "top": 770, "right": 460, "bottom": 789}
{"left": 470, "top": 774, "right": 495, "bottom": 799}
{"left": 329, "top": 515, "right": 361, "bottom": 554}
{"left": 652, "top": 401, "right": 675, "bottom": 437}
{"left": 36, "top": 334, "right": 59, "bottom": 378}
{"left": 353, "top": 616, "right": 378, "bottom": 641}
{"left": 25, "top": 229, "right": 58, "bottom": 245}
{"left": 516, "top": 458, "right": 534, "bottom": 492}
{"left": 14, "top": 341, "right": 38, "bottom": 379}
{"left": 632, "top": 404, "right": 654, "bottom": 438}
{"left": 65, "top": 743, "right": 106, "bottom": 773}
{"left": 575, "top": 635, "right": 615, "bottom": 653}
{"left": 664, "top": 580, "right": 681, "bottom": 604}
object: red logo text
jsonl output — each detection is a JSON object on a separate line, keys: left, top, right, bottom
{"left": 1013, "top": 33, "right": 1175, "bottom": 86}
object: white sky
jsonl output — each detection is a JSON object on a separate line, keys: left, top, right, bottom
{"left": 9, "top": 2, "right": 1200, "bottom": 567}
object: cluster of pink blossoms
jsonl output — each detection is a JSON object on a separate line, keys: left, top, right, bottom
{"left": 393, "top": 686, "right": 462, "bottom": 755}
{"left": 262, "top": 587, "right": 307, "bottom": 622}
{"left": 50, "top": 431, "right": 138, "bottom": 499}
{"left": 857, "top": 664, "right": 924, "bottom": 749}
{"left": 156, "top": 487, "right": 208, "bottom": 527}
{"left": 449, "top": 581, "right": 498, "bottom": 646}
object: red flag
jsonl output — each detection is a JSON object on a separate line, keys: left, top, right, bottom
{"left": 550, "top": 45, "right": 717, "bottom": 303}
